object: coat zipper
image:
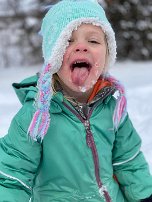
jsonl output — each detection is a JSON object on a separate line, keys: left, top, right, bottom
{"left": 63, "top": 101, "right": 111, "bottom": 202}
{"left": 85, "top": 120, "right": 111, "bottom": 202}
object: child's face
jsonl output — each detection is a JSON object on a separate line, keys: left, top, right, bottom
{"left": 57, "top": 24, "right": 107, "bottom": 93}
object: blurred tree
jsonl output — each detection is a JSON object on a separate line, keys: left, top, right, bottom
{"left": 104, "top": 0, "right": 152, "bottom": 60}
{"left": 0, "top": 0, "right": 45, "bottom": 68}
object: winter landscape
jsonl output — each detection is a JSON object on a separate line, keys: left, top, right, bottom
{"left": 0, "top": 61, "right": 152, "bottom": 173}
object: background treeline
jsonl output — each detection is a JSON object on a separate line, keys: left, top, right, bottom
{"left": 0, "top": 0, "right": 152, "bottom": 68}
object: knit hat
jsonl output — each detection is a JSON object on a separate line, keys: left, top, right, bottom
{"left": 28, "top": 0, "right": 117, "bottom": 141}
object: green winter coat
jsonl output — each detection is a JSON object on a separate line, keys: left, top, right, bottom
{"left": 0, "top": 75, "right": 152, "bottom": 202}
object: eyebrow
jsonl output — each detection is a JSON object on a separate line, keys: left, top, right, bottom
{"left": 86, "top": 31, "right": 105, "bottom": 40}
{"left": 87, "top": 31, "right": 102, "bottom": 35}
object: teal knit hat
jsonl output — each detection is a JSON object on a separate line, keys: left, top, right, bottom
{"left": 41, "top": 0, "right": 116, "bottom": 70}
{"left": 28, "top": 0, "right": 117, "bottom": 141}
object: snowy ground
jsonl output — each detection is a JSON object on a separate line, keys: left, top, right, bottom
{"left": 0, "top": 61, "right": 152, "bottom": 173}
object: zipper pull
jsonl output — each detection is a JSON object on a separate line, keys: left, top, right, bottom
{"left": 99, "top": 186, "right": 111, "bottom": 202}
{"left": 99, "top": 186, "right": 107, "bottom": 197}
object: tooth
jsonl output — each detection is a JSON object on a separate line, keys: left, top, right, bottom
{"left": 73, "top": 61, "right": 89, "bottom": 65}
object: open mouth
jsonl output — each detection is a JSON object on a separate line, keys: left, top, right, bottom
{"left": 70, "top": 60, "right": 92, "bottom": 71}
{"left": 70, "top": 59, "right": 92, "bottom": 86}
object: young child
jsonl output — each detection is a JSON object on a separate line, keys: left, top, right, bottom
{"left": 0, "top": 0, "right": 152, "bottom": 201}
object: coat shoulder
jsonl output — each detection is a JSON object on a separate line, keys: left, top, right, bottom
{"left": 12, "top": 74, "right": 38, "bottom": 105}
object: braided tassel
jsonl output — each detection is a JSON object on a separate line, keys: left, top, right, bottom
{"left": 113, "top": 93, "right": 127, "bottom": 129}
{"left": 105, "top": 74, "right": 127, "bottom": 129}
{"left": 28, "top": 64, "right": 52, "bottom": 142}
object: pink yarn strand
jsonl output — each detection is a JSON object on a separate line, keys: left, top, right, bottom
{"left": 29, "top": 110, "right": 40, "bottom": 135}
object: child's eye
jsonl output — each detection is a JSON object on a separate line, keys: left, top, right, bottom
{"left": 68, "top": 39, "right": 74, "bottom": 43}
{"left": 89, "top": 40, "right": 100, "bottom": 44}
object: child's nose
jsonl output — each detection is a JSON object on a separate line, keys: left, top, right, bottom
{"left": 74, "top": 43, "right": 88, "bottom": 52}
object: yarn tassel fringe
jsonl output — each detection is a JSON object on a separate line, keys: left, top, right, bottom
{"left": 28, "top": 110, "right": 50, "bottom": 141}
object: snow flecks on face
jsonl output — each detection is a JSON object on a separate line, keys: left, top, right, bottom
{"left": 79, "top": 78, "right": 97, "bottom": 93}
{"left": 95, "top": 62, "right": 100, "bottom": 68}
{"left": 95, "top": 69, "right": 100, "bottom": 77}
{"left": 92, "top": 79, "right": 96, "bottom": 84}
{"left": 79, "top": 86, "right": 87, "bottom": 92}
{"left": 68, "top": 78, "right": 72, "bottom": 83}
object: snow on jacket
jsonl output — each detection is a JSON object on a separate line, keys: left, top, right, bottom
{"left": 0, "top": 74, "right": 152, "bottom": 202}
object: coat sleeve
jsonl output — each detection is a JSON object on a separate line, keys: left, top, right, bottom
{"left": 141, "top": 195, "right": 152, "bottom": 202}
{"left": 112, "top": 113, "right": 152, "bottom": 202}
{"left": 0, "top": 101, "right": 42, "bottom": 202}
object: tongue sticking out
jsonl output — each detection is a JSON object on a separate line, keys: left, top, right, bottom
{"left": 71, "top": 67, "right": 89, "bottom": 86}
